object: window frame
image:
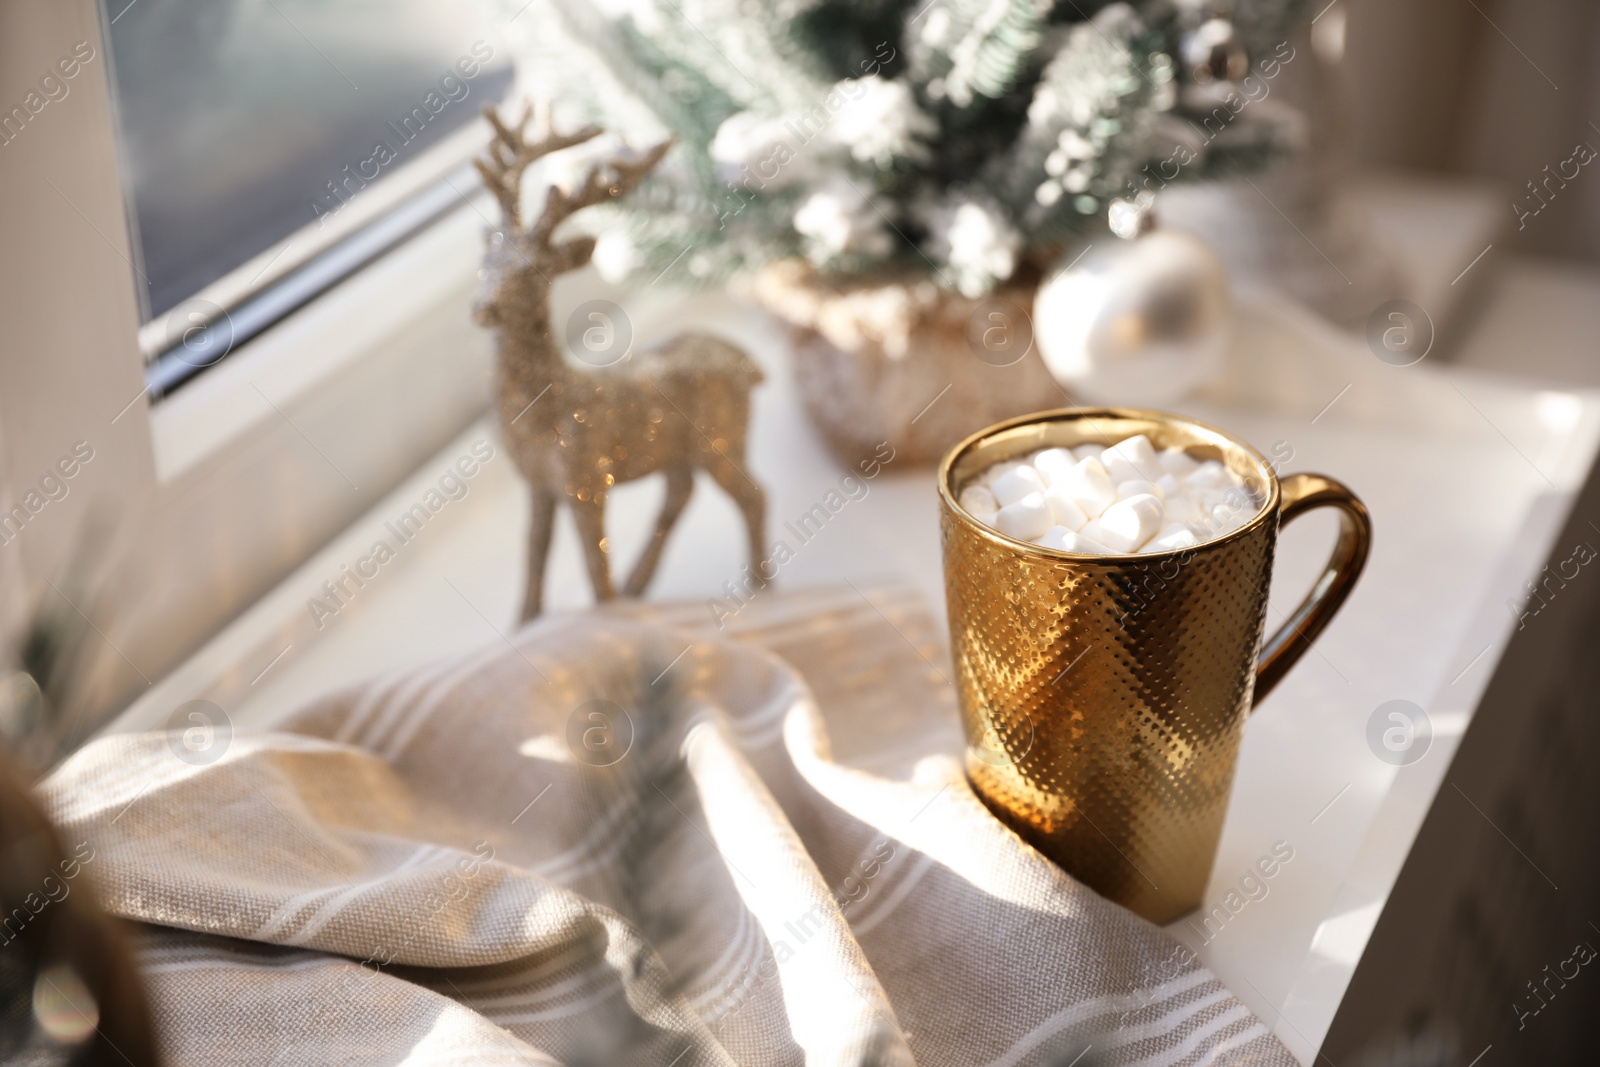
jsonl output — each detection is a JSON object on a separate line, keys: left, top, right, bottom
{"left": 0, "top": 0, "right": 500, "bottom": 722}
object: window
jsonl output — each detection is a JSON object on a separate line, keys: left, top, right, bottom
{"left": 101, "top": 0, "right": 512, "bottom": 391}
{"left": 0, "top": 0, "right": 518, "bottom": 723}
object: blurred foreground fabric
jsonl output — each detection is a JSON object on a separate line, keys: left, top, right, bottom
{"left": 38, "top": 585, "right": 1295, "bottom": 1065}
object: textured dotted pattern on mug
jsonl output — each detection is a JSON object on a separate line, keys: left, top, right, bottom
{"left": 945, "top": 508, "right": 1277, "bottom": 921}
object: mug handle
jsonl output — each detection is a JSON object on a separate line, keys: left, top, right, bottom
{"left": 1254, "top": 473, "right": 1373, "bottom": 704}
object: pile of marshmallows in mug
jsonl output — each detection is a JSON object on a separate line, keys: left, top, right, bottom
{"left": 958, "top": 433, "right": 1261, "bottom": 554}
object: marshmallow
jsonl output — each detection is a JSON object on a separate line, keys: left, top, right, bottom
{"left": 1057, "top": 457, "right": 1118, "bottom": 518}
{"left": 995, "top": 492, "right": 1052, "bottom": 541}
{"left": 1216, "top": 486, "right": 1257, "bottom": 514}
{"left": 1095, "top": 492, "right": 1164, "bottom": 552}
{"left": 1078, "top": 518, "right": 1114, "bottom": 547}
{"left": 1101, "top": 455, "right": 1143, "bottom": 485}
{"left": 959, "top": 485, "right": 998, "bottom": 516}
{"left": 1185, "top": 512, "right": 1222, "bottom": 542}
{"left": 1208, "top": 488, "right": 1256, "bottom": 532}
{"left": 961, "top": 432, "right": 1261, "bottom": 554}
{"left": 1161, "top": 491, "right": 1205, "bottom": 525}
{"left": 981, "top": 460, "right": 1026, "bottom": 487}
{"left": 1031, "top": 447, "right": 1078, "bottom": 487}
{"left": 1040, "top": 525, "right": 1114, "bottom": 554}
{"left": 1117, "top": 479, "right": 1163, "bottom": 502}
{"left": 1157, "top": 521, "right": 1202, "bottom": 540}
{"left": 1209, "top": 502, "right": 1249, "bottom": 536}
{"left": 1102, "top": 434, "right": 1160, "bottom": 483}
{"left": 1157, "top": 447, "right": 1199, "bottom": 477}
{"left": 1186, "top": 460, "right": 1231, "bottom": 489}
{"left": 1144, "top": 525, "right": 1199, "bottom": 552}
{"left": 1072, "top": 531, "right": 1115, "bottom": 554}
{"left": 1042, "top": 486, "right": 1089, "bottom": 530}
{"left": 1105, "top": 433, "right": 1158, "bottom": 466}
{"left": 1037, "top": 525, "right": 1074, "bottom": 551}
{"left": 990, "top": 464, "right": 1046, "bottom": 507}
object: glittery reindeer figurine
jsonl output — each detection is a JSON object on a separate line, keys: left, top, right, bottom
{"left": 473, "top": 102, "right": 767, "bottom": 620}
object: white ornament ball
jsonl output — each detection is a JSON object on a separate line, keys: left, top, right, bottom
{"left": 1033, "top": 228, "right": 1230, "bottom": 406}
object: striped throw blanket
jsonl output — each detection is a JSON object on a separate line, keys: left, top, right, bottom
{"left": 40, "top": 585, "right": 1295, "bottom": 1066}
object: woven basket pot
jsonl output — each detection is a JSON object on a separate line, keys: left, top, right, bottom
{"left": 753, "top": 260, "right": 1069, "bottom": 467}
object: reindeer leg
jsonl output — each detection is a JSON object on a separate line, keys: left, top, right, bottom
{"left": 622, "top": 466, "right": 695, "bottom": 597}
{"left": 705, "top": 456, "right": 768, "bottom": 590}
{"left": 520, "top": 488, "right": 557, "bottom": 623}
{"left": 569, "top": 496, "right": 617, "bottom": 602}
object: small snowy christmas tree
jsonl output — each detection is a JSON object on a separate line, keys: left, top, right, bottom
{"left": 498, "top": 0, "right": 1308, "bottom": 296}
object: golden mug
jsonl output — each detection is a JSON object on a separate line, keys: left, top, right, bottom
{"left": 938, "top": 407, "right": 1372, "bottom": 924}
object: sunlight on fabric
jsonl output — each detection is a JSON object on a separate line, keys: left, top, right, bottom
{"left": 394, "top": 999, "right": 561, "bottom": 1066}
{"left": 517, "top": 734, "right": 574, "bottom": 763}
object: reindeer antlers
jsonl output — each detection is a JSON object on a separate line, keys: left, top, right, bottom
{"left": 474, "top": 100, "right": 672, "bottom": 242}
{"left": 531, "top": 138, "right": 674, "bottom": 248}
{"left": 474, "top": 100, "right": 602, "bottom": 231}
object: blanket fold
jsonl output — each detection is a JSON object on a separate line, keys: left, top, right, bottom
{"left": 41, "top": 584, "right": 1295, "bottom": 1066}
